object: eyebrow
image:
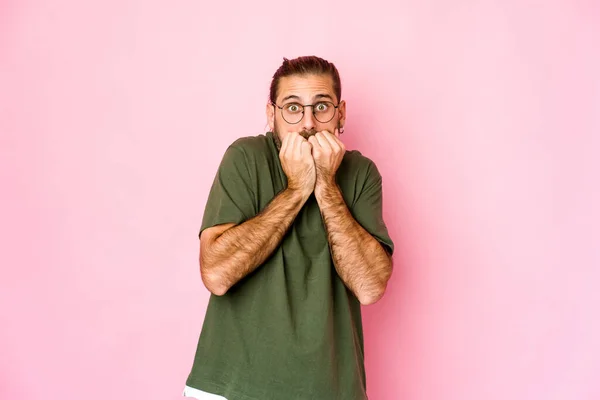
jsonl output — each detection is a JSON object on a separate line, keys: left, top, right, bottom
{"left": 281, "top": 93, "right": 334, "bottom": 103}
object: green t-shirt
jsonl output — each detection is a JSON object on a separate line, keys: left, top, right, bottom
{"left": 186, "top": 131, "right": 394, "bottom": 400}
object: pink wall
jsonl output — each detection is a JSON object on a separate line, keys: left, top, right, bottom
{"left": 1, "top": 1, "right": 599, "bottom": 399}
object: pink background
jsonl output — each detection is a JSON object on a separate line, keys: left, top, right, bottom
{"left": 1, "top": 1, "right": 599, "bottom": 399}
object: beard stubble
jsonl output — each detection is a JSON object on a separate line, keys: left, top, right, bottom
{"left": 273, "top": 128, "right": 318, "bottom": 152}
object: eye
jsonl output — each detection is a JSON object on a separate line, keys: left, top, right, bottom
{"left": 284, "top": 103, "right": 302, "bottom": 113}
{"left": 315, "top": 102, "right": 329, "bottom": 112}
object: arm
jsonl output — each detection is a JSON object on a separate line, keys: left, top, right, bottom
{"left": 315, "top": 180, "right": 392, "bottom": 305}
{"left": 200, "top": 132, "right": 316, "bottom": 295}
{"left": 309, "top": 129, "right": 393, "bottom": 305}
{"left": 200, "top": 187, "right": 307, "bottom": 296}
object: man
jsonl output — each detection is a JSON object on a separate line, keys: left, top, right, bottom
{"left": 183, "top": 56, "right": 394, "bottom": 400}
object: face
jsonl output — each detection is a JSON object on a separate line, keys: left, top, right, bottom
{"left": 266, "top": 74, "right": 346, "bottom": 151}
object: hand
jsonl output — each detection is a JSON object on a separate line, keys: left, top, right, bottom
{"left": 279, "top": 132, "right": 316, "bottom": 199}
{"left": 308, "top": 129, "right": 345, "bottom": 186}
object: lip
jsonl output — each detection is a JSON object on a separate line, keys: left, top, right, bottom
{"left": 299, "top": 130, "right": 317, "bottom": 139}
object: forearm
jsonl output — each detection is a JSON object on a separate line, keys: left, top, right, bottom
{"left": 201, "top": 188, "right": 307, "bottom": 295}
{"left": 315, "top": 180, "right": 392, "bottom": 305}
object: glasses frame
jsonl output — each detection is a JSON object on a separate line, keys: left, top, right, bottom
{"left": 271, "top": 100, "right": 340, "bottom": 124}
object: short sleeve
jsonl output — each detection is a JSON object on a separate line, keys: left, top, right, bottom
{"left": 350, "top": 161, "right": 395, "bottom": 255}
{"left": 199, "top": 145, "right": 257, "bottom": 237}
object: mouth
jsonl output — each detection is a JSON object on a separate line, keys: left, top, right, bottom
{"left": 299, "top": 129, "right": 317, "bottom": 139}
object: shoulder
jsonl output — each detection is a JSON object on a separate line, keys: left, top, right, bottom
{"left": 229, "top": 133, "right": 272, "bottom": 156}
{"left": 336, "top": 149, "right": 384, "bottom": 208}
{"left": 218, "top": 133, "right": 273, "bottom": 167}
{"left": 340, "top": 149, "right": 382, "bottom": 182}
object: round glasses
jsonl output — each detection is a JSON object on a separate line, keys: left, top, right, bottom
{"left": 271, "top": 101, "right": 339, "bottom": 124}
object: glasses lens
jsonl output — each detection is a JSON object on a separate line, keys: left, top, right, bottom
{"left": 314, "top": 102, "right": 336, "bottom": 123}
{"left": 282, "top": 103, "right": 303, "bottom": 124}
{"left": 279, "top": 101, "right": 337, "bottom": 124}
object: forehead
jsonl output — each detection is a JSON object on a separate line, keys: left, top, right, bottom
{"left": 276, "top": 74, "right": 335, "bottom": 102}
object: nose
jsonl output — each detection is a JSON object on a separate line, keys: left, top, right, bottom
{"left": 300, "top": 106, "right": 317, "bottom": 130}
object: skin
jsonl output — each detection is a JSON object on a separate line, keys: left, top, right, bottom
{"left": 200, "top": 73, "right": 392, "bottom": 305}
{"left": 267, "top": 74, "right": 346, "bottom": 151}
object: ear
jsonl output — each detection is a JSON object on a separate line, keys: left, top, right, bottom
{"left": 338, "top": 100, "right": 346, "bottom": 130}
{"left": 266, "top": 102, "right": 275, "bottom": 131}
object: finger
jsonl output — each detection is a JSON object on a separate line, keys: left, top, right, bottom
{"left": 334, "top": 131, "right": 346, "bottom": 151}
{"left": 286, "top": 132, "right": 299, "bottom": 158}
{"left": 315, "top": 131, "right": 333, "bottom": 152}
{"left": 301, "top": 140, "right": 312, "bottom": 157}
{"left": 308, "top": 136, "right": 320, "bottom": 158}
{"left": 333, "top": 129, "right": 344, "bottom": 145}
{"left": 280, "top": 132, "right": 291, "bottom": 156}
{"left": 293, "top": 134, "right": 304, "bottom": 156}
{"left": 320, "top": 130, "right": 342, "bottom": 152}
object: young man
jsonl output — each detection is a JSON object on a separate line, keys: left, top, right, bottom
{"left": 183, "top": 56, "right": 394, "bottom": 400}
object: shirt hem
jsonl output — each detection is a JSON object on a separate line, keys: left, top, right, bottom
{"left": 185, "top": 379, "right": 260, "bottom": 400}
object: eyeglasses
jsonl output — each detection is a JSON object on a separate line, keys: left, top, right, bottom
{"left": 271, "top": 101, "right": 340, "bottom": 124}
